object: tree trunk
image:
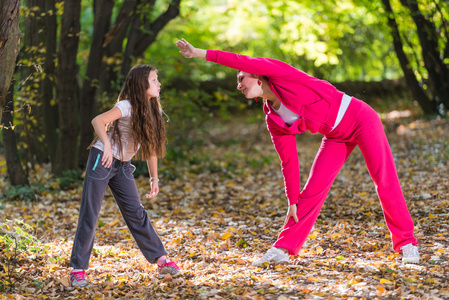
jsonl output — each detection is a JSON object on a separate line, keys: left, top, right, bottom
{"left": 21, "top": 0, "right": 47, "bottom": 164}
{"left": 0, "top": 0, "right": 29, "bottom": 186}
{"left": 0, "top": 0, "right": 20, "bottom": 57}
{"left": 382, "top": 0, "right": 437, "bottom": 114}
{"left": 53, "top": 0, "right": 81, "bottom": 175}
{"left": 400, "top": 0, "right": 449, "bottom": 110}
{"left": 41, "top": 0, "right": 58, "bottom": 166}
{"left": 78, "top": 0, "right": 114, "bottom": 166}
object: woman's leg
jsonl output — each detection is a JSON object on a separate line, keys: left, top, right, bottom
{"left": 274, "top": 138, "right": 356, "bottom": 255}
{"left": 108, "top": 162, "right": 168, "bottom": 264}
{"left": 355, "top": 110, "right": 417, "bottom": 251}
{"left": 70, "top": 148, "right": 111, "bottom": 269}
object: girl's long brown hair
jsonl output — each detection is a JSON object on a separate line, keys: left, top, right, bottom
{"left": 108, "top": 65, "right": 166, "bottom": 160}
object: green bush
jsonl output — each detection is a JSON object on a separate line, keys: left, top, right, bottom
{"left": 0, "top": 219, "right": 44, "bottom": 292}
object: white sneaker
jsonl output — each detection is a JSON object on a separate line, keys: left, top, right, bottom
{"left": 252, "top": 247, "right": 289, "bottom": 266}
{"left": 401, "top": 243, "right": 419, "bottom": 264}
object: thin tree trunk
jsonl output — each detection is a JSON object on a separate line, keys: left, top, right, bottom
{"left": 382, "top": 0, "right": 437, "bottom": 114}
{"left": 121, "top": 0, "right": 181, "bottom": 78}
{"left": 0, "top": 0, "right": 29, "bottom": 185}
{"left": 42, "top": 0, "right": 58, "bottom": 166}
{"left": 78, "top": 0, "right": 114, "bottom": 165}
{"left": 98, "top": 0, "right": 138, "bottom": 98}
{"left": 2, "top": 82, "right": 29, "bottom": 186}
{"left": 54, "top": 0, "right": 81, "bottom": 175}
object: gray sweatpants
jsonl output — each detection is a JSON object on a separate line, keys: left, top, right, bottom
{"left": 70, "top": 147, "right": 167, "bottom": 269}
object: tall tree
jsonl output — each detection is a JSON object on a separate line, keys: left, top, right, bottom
{"left": 382, "top": 0, "right": 448, "bottom": 114}
{"left": 53, "top": 0, "right": 81, "bottom": 175}
{"left": 0, "top": 0, "right": 29, "bottom": 186}
{"left": 78, "top": 0, "right": 114, "bottom": 164}
{"left": 79, "top": 0, "right": 182, "bottom": 163}
{"left": 400, "top": 0, "right": 449, "bottom": 111}
{"left": 381, "top": 0, "right": 437, "bottom": 114}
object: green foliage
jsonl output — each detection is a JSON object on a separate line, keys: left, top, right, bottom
{"left": 55, "top": 169, "right": 82, "bottom": 190}
{"left": 0, "top": 185, "right": 35, "bottom": 201}
{"left": 0, "top": 219, "right": 44, "bottom": 292}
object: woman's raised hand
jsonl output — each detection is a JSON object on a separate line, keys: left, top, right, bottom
{"left": 176, "top": 38, "right": 207, "bottom": 59}
{"left": 176, "top": 38, "right": 195, "bottom": 58}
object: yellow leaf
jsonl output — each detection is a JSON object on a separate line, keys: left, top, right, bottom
{"left": 49, "top": 264, "right": 59, "bottom": 272}
{"left": 307, "top": 276, "right": 319, "bottom": 282}
{"left": 275, "top": 264, "right": 285, "bottom": 271}
{"left": 251, "top": 274, "right": 260, "bottom": 281}
{"left": 335, "top": 255, "right": 346, "bottom": 261}
{"left": 437, "top": 248, "right": 445, "bottom": 253}
{"left": 380, "top": 278, "right": 394, "bottom": 285}
{"left": 316, "top": 246, "right": 324, "bottom": 254}
{"left": 376, "top": 285, "right": 386, "bottom": 292}
{"left": 220, "top": 232, "right": 232, "bottom": 240}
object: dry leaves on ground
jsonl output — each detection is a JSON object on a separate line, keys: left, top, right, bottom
{"left": 1, "top": 114, "right": 448, "bottom": 299}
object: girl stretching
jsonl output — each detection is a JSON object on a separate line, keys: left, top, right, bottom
{"left": 176, "top": 39, "right": 419, "bottom": 265}
{"left": 69, "top": 65, "right": 180, "bottom": 287}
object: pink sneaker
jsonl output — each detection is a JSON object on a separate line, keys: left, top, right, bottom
{"left": 158, "top": 260, "right": 180, "bottom": 277}
{"left": 70, "top": 270, "right": 89, "bottom": 287}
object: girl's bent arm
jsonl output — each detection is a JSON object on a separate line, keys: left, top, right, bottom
{"left": 91, "top": 107, "right": 122, "bottom": 167}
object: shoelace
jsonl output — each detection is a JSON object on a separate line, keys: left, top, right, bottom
{"left": 159, "top": 261, "right": 180, "bottom": 270}
{"left": 71, "top": 271, "right": 86, "bottom": 281}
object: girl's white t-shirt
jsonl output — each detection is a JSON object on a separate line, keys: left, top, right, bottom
{"left": 92, "top": 100, "right": 139, "bottom": 161}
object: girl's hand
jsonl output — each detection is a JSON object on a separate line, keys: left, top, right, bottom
{"left": 145, "top": 181, "right": 159, "bottom": 198}
{"left": 176, "top": 38, "right": 196, "bottom": 58}
{"left": 102, "top": 143, "right": 113, "bottom": 168}
{"left": 284, "top": 204, "right": 299, "bottom": 227}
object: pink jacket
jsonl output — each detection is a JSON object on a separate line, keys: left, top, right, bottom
{"left": 207, "top": 50, "right": 346, "bottom": 205}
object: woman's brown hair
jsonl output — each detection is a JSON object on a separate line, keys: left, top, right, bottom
{"left": 99, "top": 65, "right": 166, "bottom": 160}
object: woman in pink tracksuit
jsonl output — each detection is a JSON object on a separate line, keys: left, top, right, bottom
{"left": 176, "top": 39, "right": 419, "bottom": 265}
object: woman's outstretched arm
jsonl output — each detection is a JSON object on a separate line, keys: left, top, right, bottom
{"left": 176, "top": 38, "right": 296, "bottom": 78}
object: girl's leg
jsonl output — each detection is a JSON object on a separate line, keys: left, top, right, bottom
{"left": 70, "top": 148, "right": 111, "bottom": 269}
{"left": 274, "top": 139, "right": 356, "bottom": 255}
{"left": 355, "top": 111, "right": 417, "bottom": 251}
{"left": 108, "top": 163, "right": 168, "bottom": 264}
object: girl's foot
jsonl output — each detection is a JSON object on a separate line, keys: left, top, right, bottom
{"left": 252, "top": 247, "right": 289, "bottom": 266}
{"left": 157, "top": 257, "right": 180, "bottom": 277}
{"left": 70, "top": 269, "right": 89, "bottom": 287}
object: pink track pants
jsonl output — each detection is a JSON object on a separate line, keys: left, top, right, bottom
{"left": 273, "top": 98, "right": 418, "bottom": 255}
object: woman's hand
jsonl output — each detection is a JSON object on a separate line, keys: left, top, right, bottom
{"left": 176, "top": 38, "right": 207, "bottom": 59}
{"left": 101, "top": 142, "right": 113, "bottom": 168}
{"left": 146, "top": 181, "right": 159, "bottom": 199}
{"left": 176, "top": 38, "right": 195, "bottom": 58}
{"left": 284, "top": 204, "right": 299, "bottom": 227}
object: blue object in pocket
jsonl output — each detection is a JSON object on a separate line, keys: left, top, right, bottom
{"left": 92, "top": 154, "right": 101, "bottom": 171}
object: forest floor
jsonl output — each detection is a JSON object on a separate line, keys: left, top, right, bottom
{"left": 1, "top": 108, "right": 449, "bottom": 299}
